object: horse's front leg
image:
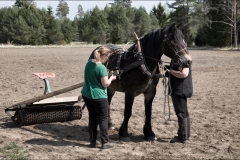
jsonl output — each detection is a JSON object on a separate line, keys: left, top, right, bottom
{"left": 119, "top": 91, "right": 135, "bottom": 141}
{"left": 107, "top": 88, "right": 115, "bottom": 130}
{"left": 143, "top": 85, "right": 157, "bottom": 141}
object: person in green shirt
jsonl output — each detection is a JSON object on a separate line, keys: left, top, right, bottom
{"left": 81, "top": 46, "right": 116, "bottom": 149}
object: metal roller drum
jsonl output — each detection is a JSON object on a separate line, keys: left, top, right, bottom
{"left": 13, "top": 103, "right": 82, "bottom": 126}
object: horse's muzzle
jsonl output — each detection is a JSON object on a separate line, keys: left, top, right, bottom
{"left": 178, "top": 57, "right": 191, "bottom": 68}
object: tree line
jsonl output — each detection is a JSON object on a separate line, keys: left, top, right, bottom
{"left": 0, "top": 0, "right": 239, "bottom": 47}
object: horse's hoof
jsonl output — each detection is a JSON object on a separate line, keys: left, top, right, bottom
{"left": 120, "top": 137, "right": 131, "bottom": 142}
{"left": 146, "top": 136, "right": 157, "bottom": 141}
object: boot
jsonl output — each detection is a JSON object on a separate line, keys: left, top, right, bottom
{"left": 101, "top": 142, "right": 115, "bottom": 149}
{"left": 177, "top": 114, "right": 189, "bottom": 140}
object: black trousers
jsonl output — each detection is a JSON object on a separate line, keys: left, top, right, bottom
{"left": 83, "top": 96, "right": 109, "bottom": 144}
{"left": 171, "top": 96, "right": 190, "bottom": 140}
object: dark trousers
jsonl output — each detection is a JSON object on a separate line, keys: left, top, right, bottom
{"left": 83, "top": 96, "right": 109, "bottom": 144}
{"left": 171, "top": 96, "right": 190, "bottom": 140}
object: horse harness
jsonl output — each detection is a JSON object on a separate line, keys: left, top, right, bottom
{"left": 106, "top": 44, "right": 163, "bottom": 80}
{"left": 106, "top": 32, "right": 190, "bottom": 80}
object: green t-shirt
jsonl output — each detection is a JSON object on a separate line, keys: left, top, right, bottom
{"left": 81, "top": 60, "right": 108, "bottom": 99}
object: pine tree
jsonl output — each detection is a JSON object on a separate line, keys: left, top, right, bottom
{"left": 133, "top": 7, "right": 152, "bottom": 37}
{"left": 0, "top": 7, "right": 16, "bottom": 43}
{"left": 61, "top": 18, "right": 75, "bottom": 43}
{"left": 55, "top": 0, "right": 69, "bottom": 20}
{"left": 90, "top": 6, "right": 109, "bottom": 44}
{"left": 76, "top": 4, "right": 84, "bottom": 19}
{"left": 107, "top": 5, "right": 132, "bottom": 43}
{"left": 110, "top": 24, "right": 124, "bottom": 44}
{"left": 78, "top": 11, "right": 92, "bottom": 43}
{"left": 114, "top": 0, "right": 132, "bottom": 8}
{"left": 206, "top": 0, "right": 231, "bottom": 46}
{"left": 47, "top": 5, "right": 53, "bottom": 16}
{"left": 168, "top": 0, "right": 202, "bottom": 46}
{"left": 149, "top": 13, "right": 160, "bottom": 30}
{"left": 47, "top": 17, "right": 63, "bottom": 44}
{"left": 151, "top": 2, "right": 168, "bottom": 27}
{"left": 10, "top": 15, "right": 31, "bottom": 44}
{"left": 15, "top": 0, "right": 23, "bottom": 8}
{"left": 18, "top": 2, "right": 46, "bottom": 45}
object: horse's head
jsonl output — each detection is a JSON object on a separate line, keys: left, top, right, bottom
{"left": 162, "top": 23, "right": 192, "bottom": 68}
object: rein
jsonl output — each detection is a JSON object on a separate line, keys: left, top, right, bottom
{"left": 144, "top": 55, "right": 179, "bottom": 65}
{"left": 162, "top": 69, "right": 171, "bottom": 121}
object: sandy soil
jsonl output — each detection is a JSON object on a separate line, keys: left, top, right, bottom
{"left": 0, "top": 47, "right": 239, "bottom": 159}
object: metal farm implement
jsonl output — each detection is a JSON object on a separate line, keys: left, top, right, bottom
{"left": 5, "top": 72, "right": 85, "bottom": 126}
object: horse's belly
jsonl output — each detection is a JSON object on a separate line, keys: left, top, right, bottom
{"left": 109, "top": 80, "right": 125, "bottom": 92}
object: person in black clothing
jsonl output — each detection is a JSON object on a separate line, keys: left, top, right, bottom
{"left": 166, "top": 62, "right": 193, "bottom": 144}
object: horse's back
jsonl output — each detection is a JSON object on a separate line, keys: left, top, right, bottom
{"left": 89, "top": 44, "right": 121, "bottom": 60}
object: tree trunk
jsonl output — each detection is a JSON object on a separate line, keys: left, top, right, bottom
{"left": 233, "top": 0, "right": 237, "bottom": 48}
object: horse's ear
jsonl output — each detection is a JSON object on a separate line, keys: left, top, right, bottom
{"left": 169, "top": 23, "right": 176, "bottom": 32}
{"left": 176, "top": 23, "right": 181, "bottom": 29}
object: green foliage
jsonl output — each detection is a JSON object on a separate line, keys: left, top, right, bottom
{"left": 47, "top": 5, "right": 53, "bottom": 16}
{"left": 20, "top": 3, "right": 46, "bottom": 45}
{"left": 107, "top": 5, "right": 133, "bottom": 43}
{"left": 207, "top": 0, "right": 231, "bottom": 46}
{"left": 61, "top": 18, "right": 76, "bottom": 43}
{"left": 0, "top": 142, "right": 28, "bottom": 160}
{"left": 195, "top": 0, "right": 231, "bottom": 47}
{"left": 90, "top": 6, "right": 109, "bottom": 44}
{"left": 167, "top": 0, "right": 198, "bottom": 46}
{"left": 47, "top": 17, "right": 64, "bottom": 44}
{"left": 78, "top": 11, "right": 91, "bottom": 43}
{"left": 55, "top": 0, "right": 69, "bottom": 20}
{"left": 0, "top": 7, "right": 17, "bottom": 43}
{"left": 10, "top": 15, "right": 31, "bottom": 44}
{"left": 151, "top": 2, "right": 168, "bottom": 28}
{"left": 114, "top": 0, "right": 132, "bottom": 8}
{"left": 72, "top": 18, "right": 79, "bottom": 42}
{"left": 133, "top": 7, "right": 152, "bottom": 37}
{"left": 15, "top": 0, "right": 23, "bottom": 8}
{"left": 110, "top": 24, "right": 124, "bottom": 44}
{"left": 0, "top": 0, "right": 238, "bottom": 46}
{"left": 76, "top": 4, "right": 84, "bottom": 19}
{"left": 0, "top": 2, "right": 46, "bottom": 45}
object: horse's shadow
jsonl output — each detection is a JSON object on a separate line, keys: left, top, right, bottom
{"left": 108, "top": 129, "right": 168, "bottom": 143}
{"left": 1, "top": 117, "right": 168, "bottom": 146}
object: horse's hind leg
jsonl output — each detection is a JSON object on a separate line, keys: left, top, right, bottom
{"left": 107, "top": 88, "right": 115, "bottom": 129}
{"left": 119, "top": 91, "right": 135, "bottom": 141}
{"left": 143, "top": 85, "right": 157, "bottom": 141}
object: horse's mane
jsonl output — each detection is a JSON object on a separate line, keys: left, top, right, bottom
{"left": 128, "top": 24, "right": 186, "bottom": 53}
{"left": 128, "top": 28, "right": 164, "bottom": 52}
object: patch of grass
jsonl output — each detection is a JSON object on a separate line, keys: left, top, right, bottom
{"left": 0, "top": 141, "right": 28, "bottom": 160}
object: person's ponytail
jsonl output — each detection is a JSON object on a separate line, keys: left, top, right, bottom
{"left": 94, "top": 49, "right": 101, "bottom": 64}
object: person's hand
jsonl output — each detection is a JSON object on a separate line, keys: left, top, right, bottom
{"left": 111, "top": 75, "right": 116, "bottom": 81}
{"left": 164, "top": 68, "right": 171, "bottom": 77}
{"left": 165, "top": 68, "right": 170, "bottom": 73}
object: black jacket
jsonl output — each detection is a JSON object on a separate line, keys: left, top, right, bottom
{"left": 170, "top": 64, "right": 193, "bottom": 98}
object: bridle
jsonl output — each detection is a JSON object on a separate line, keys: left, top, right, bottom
{"left": 161, "top": 34, "right": 189, "bottom": 69}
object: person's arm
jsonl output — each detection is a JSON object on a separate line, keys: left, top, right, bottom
{"left": 170, "top": 68, "right": 189, "bottom": 79}
{"left": 101, "top": 75, "right": 116, "bottom": 88}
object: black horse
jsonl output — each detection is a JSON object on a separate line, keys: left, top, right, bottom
{"left": 89, "top": 23, "right": 192, "bottom": 141}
